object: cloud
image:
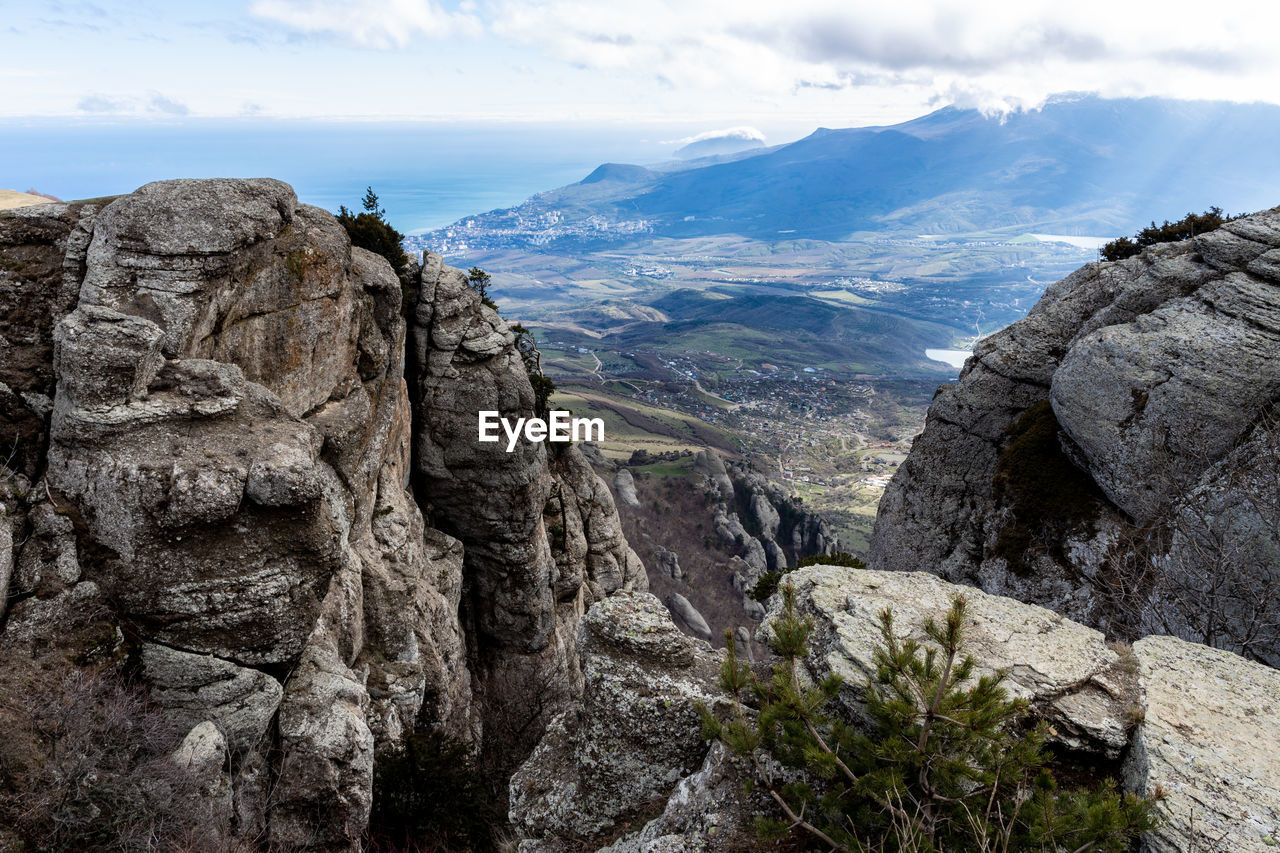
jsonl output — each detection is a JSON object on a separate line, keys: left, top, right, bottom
{"left": 76, "top": 93, "right": 125, "bottom": 113}
{"left": 147, "top": 92, "right": 190, "bottom": 115}
{"left": 249, "top": 0, "right": 481, "bottom": 48}
{"left": 668, "top": 126, "right": 766, "bottom": 146}
{"left": 488, "top": 0, "right": 1280, "bottom": 113}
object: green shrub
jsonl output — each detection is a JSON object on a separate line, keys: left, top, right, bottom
{"left": 752, "top": 552, "right": 866, "bottom": 602}
{"left": 466, "top": 267, "right": 497, "bottom": 310}
{"left": 1101, "top": 206, "right": 1236, "bottom": 261}
{"left": 508, "top": 322, "right": 555, "bottom": 417}
{"left": 749, "top": 571, "right": 783, "bottom": 602}
{"left": 796, "top": 551, "right": 866, "bottom": 570}
{"left": 336, "top": 187, "right": 409, "bottom": 277}
{"left": 700, "top": 587, "right": 1161, "bottom": 852}
{"left": 991, "top": 401, "right": 1102, "bottom": 575}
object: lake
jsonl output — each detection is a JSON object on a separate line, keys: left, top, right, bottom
{"left": 925, "top": 349, "right": 973, "bottom": 369}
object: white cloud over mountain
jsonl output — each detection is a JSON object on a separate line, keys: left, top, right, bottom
{"left": 485, "top": 0, "right": 1280, "bottom": 112}
{"left": 3, "top": 0, "right": 1279, "bottom": 120}
{"left": 669, "top": 127, "right": 767, "bottom": 146}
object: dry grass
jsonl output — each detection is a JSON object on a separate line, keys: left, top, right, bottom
{"left": 0, "top": 189, "right": 57, "bottom": 211}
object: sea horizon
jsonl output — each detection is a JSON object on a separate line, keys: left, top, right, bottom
{"left": 0, "top": 118, "right": 808, "bottom": 234}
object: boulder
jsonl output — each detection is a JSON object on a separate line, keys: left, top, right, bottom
{"left": 168, "top": 721, "right": 234, "bottom": 849}
{"left": 510, "top": 593, "right": 726, "bottom": 847}
{"left": 1124, "top": 636, "right": 1280, "bottom": 852}
{"left": 614, "top": 467, "right": 641, "bottom": 508}
{"left": 269, "top": 640, "right": 374, "bottom": 852}
{"left": 763, "top": 566, "right": 1137, "bottom": 757}
{"left": 666, "top": 592, "right": 712, "bottom": 640}
{"left": 597, "top": 742, "right": 764, "bottom": 853}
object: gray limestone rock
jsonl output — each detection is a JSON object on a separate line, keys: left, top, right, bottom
{"left": 141, "top": 643, "right": 283, "bottom": 754}
{"left": 168, "top": 721, "right": 234, "bottom": 850}
{"left": 410, "top": 252, "right": 556, "bottom": 653}
{"left": 1124, "top": 636, "right": 1280, "bottom": 852}
{"left": 614, "top": 467, "right": 641, "bottom": 508}
{"left": 270, "top": 640, "right": 374, "bottom": 852}
{"left": 750, "top": 492, "right": 780, "bottom": 540}
{"left": 653, "top": 545, "right": 682, "bottom": 579}
{"left": 666, "top": 592, "right": 712, "bottom": 640}
{"left": 693, "top": 449, "right": 733, "bottom": 500}
{"left": 510, "top": 593, "right": 727, "bottom": 847}
{"left": 598, "top": 742, "right": 764, "bottom": 853}
{"left": 762, "top": 566, "right": 1137, "bottom": 757}
{"left": 1052, "top": 265, "right": 1280, "bottom": 522}
{"left": 0, "top": 177, "right": 653, "bottom": 849}
{"left": 870, "top": 207, "right": 1280, "bottom": 661}
{"left": 0, "top": 179, "right": 485, "bottom": 843}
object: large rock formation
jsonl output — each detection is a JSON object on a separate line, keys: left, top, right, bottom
{"left": 871, "top": 208, "right": 1280, "bottom": 664}
{"left": 700, "top": 452, "right": 839, "bottom": 621}
{"left": 0, "top": 180, "right": 644, "bottom": 849}
{"left": 409, "top": 252, "right": 646, "bottom": 735}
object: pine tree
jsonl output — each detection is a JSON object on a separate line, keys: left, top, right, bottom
{"left": 466, "top": 267, "right": 492, "bottom": 303}
{"left": 335, "top": 186, "right": 408, "bottom": 279}
{"left": 700, "top": 586, "right": 1161, "bottom": 852}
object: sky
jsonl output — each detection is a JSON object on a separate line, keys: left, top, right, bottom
{"left": 4, "top": 0, "right": 1280, "bottom": 139}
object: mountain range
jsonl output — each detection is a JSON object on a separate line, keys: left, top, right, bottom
{"left": 427, "top": 95, "right": 1280, "bottom": 247}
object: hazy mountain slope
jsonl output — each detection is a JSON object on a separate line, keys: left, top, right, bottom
{"left": 619, "top": 97, "right": 1280, "bottom": 238}
{"left": 437, "top": 96, "right": 1280, "bottom": 246}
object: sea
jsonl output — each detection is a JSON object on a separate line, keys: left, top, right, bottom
{"left": 0, "top": 119, "right": 743, "bottom": 234}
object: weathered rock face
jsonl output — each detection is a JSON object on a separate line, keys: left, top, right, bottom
{"left": 871, "top": 208, "right": 1280, "bottom": 663}
{"left": 1124, "top": 635, "right": 1280, "bottom": 853}
{"left": 408, "top": 251, "right": 646, "bottom": 744}
{"left": 0, "top": 179, "right": 474, "bottom": 849}
{"left": 0, "top": 181, "right": 646, "bottom": 850}
{"left": 701, "top": 458, "right": 838, "bottom": 621}
{"left": 509, "top": 593, "right": 729, "bottom": 850}
{"left": 0, "top": 200, "right": 101, "bottom": 480}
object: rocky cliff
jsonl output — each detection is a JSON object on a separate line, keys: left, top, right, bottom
{"left": 0, "top": 179, "right": 644, "bottom": 850}
{"left": 871, "top": 207, "right": 1280, "bottom": 665}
